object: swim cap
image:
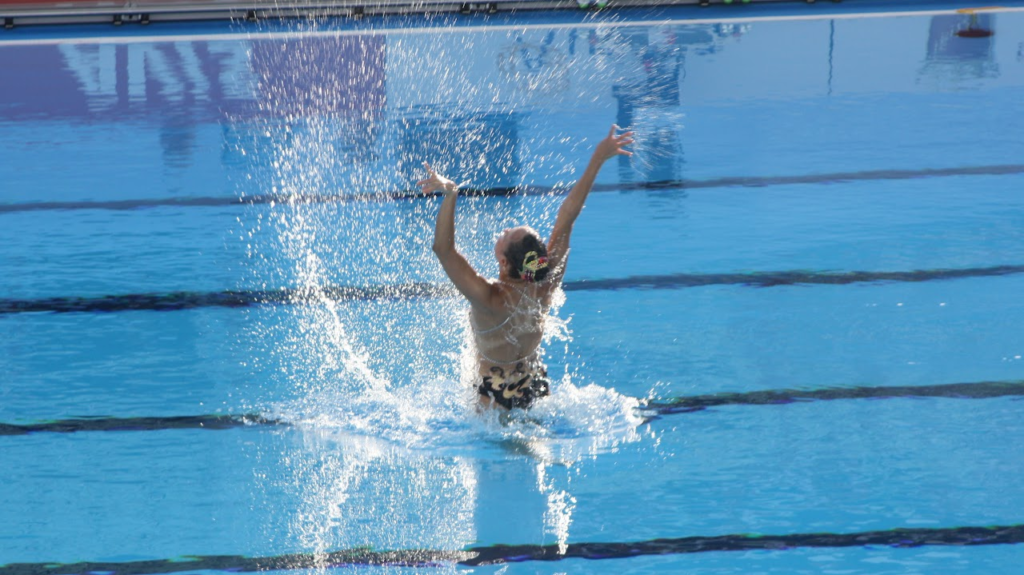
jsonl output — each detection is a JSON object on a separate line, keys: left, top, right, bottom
{"left": 520, "top": 251, "right": 549, "bottom": 282}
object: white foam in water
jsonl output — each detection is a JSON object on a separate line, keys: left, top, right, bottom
{"left": 247, "top": 188, "right": 648, "bottom": 458}
{"left": 263, "top": 282, "right": 646, "bottom": 458}
{"left": 491, "top": 376, "right": 647, "bottom": 461}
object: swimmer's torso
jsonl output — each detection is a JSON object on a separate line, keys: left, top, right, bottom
{"left": 471, "top": 282, "right": 552, "bottom": 409}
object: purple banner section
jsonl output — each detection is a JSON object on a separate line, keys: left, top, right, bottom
{"left": 1, "top": 45, "right": 92, "bottom": 119}
{"left": 0, "top": 35, "right": 386, "bottom": 122}
{"left": 250, "top": 36, "right": 387, "bottom": 116}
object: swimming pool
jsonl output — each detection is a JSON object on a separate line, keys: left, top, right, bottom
{"left": 2, "top": 1, "right": 1024, "bottom": 573}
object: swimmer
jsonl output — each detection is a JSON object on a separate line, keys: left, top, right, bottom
{"left": 419, "top": 125, "right": 634, "bottom": 410}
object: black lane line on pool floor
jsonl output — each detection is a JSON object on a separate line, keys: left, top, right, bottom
{"left": 1, "top": 524, "right": 1021, "bottom": 574}
{"left": 4, "top": 264, "right": 1024, "bottom": 315}
{"left": 0, "top": 414, "right": 284, "bottom": 436}
{"left": 3, "top": 380, "right": 1021, "bottom": 436}
{"left": 644, "top": 379, "right": 1024, "bottom": 415}
{"left": 2, "top": 163, "right": 1023, "bottom": 214}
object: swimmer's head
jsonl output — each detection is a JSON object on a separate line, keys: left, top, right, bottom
{"left": 495, "top": 226, "right": 550, "bottom": 282}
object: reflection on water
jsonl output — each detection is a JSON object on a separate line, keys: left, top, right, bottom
{"left": 2, "top": 22, "right": 741, "bottom": 189}
{"left": 159, "top": 115, "right": 197, "bottom": 169}
{"left": 254, "top": 383, "right": 645, "bottom": 569}
{"left": 4, "top": 14, "right": 1022, "bottom": 197}
{"left": 612, "top": 26, "right": 686, "bottom": 183}
{"left": 919, "top": 14, "right": 999, "bottom": 88}
{"left": 275, "top": 430, "right": 478, "bottom": 565}
{"left": 396, "top": 111, "right": 521, "bottom": 188}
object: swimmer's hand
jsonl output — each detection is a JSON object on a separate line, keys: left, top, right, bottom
{"left": 417, "top": 162, "right": 458, "bottom": 195}
{"left": 593, "top": 124, "right": 634, "bottom": 163}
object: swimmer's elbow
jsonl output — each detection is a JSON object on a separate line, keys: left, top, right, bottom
{"left": 432, "top": 240, "right": 454, "bottom": 259}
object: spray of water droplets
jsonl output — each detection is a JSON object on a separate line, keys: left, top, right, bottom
{"left": 223, "top": 14, "right": 719, "bottom": 565}
{"left": 230, "top": 15, "right": 664, "bottom": 446}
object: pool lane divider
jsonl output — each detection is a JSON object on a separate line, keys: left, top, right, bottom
{"left": 3, "top": 163, "right": 1024, "bottom": 214}
{"left": 2, "top": 380, "right": 1021, "bottom": 436}
{"left": 4, "top": 264, "right": 1024, "bottom": 315}
{"left": 1, "top": 524, "right": 1022, "bottom": 573}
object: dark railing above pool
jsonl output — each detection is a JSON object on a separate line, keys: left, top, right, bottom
{"left": 0, "top": 0, "right": 786, "bottom": 29}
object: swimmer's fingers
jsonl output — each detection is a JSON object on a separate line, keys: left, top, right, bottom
{"left": 416, "top": 163, "right": 457, "bottom": 194}
{"left": 418, "top": 181, "right": 443, "bottom": 195}
{"left": 615, "top": 132, "right": 634, "bottom": 156}
{"left": 416, "top": 177, "right": 437, "bottom": 193}
{"left": 593, "top": 127, "right": 634, "bottom": 161}
{"left": 618, "top": 138, "right": 635, "bottom": 154}
{"left": 417, "top": 162, "right": 440, "bottom": 192}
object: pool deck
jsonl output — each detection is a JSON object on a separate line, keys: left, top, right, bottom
{"left": 1, "top": 0, "right": 1022, "bottom": 29}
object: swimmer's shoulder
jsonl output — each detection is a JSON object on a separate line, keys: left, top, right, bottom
{"left": 472, "top": 279, "right": 515, "bottom": 315}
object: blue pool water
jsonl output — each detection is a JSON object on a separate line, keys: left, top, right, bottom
{"left": 2, "top": 2, "right": 1024, "bottom": 573}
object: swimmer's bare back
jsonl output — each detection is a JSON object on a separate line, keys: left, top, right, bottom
{"left": 421, "top": 125, "right": 634, "bottom": 409}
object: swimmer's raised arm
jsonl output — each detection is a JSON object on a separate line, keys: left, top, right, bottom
{"left": 546, "top": 125, "right": 633, "bottom": 279}
{"left": 421, "top": 163, "right": 500, "bottom": 310}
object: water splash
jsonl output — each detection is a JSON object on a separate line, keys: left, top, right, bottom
{"left": 231, "top": 14, "right": 666, "bottom": 570}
